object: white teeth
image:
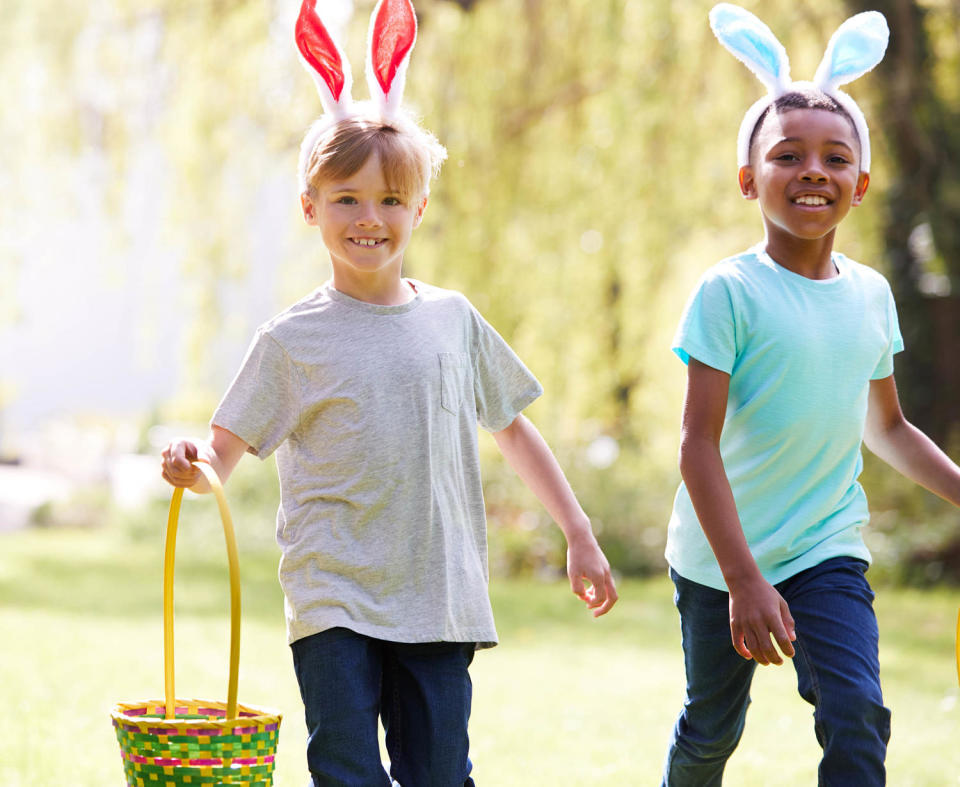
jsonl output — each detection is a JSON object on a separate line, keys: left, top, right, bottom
{"left": 794, "top": 195, "right": 828, "bottom": 206}
{"left": 352, "top": 238, "right": 382, "bottom": 247}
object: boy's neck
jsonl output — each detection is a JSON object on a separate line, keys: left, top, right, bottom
{"left": 331, "top": 270, "right": 416, "bottom": 306}
{"left": 763, "top": 229, "right": 839, "bottom": 280}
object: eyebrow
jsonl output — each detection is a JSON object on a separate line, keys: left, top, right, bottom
{"left": 327, "top": 186, "right": 402, "bottom": 196}
{"left": 776, "top": 136, "right": 855, "bottom": 151}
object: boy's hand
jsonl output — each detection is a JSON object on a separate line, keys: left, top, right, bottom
{"left": 727, "top": 574, "right": 796, "bottom": 665}
{"left": 566, "top": 533, "right": 618, "bottom": 617}
{"left": 161, "top": 427, "right": 249, "bottom": 493}
{"left": 161, "top": 439, "right": 211, "bottom": 490}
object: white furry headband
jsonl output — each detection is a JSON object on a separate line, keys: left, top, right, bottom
{"left": 709, "top": 3, "right": 889, "bottom": 173}
{"left": 295, "top": 0, "right": 418, "bottom": 191}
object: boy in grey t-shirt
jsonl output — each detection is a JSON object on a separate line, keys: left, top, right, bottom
{"left": 161, "top": 3, "right": 616, "bottom": 783}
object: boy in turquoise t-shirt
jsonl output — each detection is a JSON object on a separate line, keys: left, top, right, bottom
{"left": 663, "top": 6, "right": 960, "bottom": 784}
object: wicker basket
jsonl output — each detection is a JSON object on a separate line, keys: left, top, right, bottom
{"left": 111, "top": 462, "right": 282, "bottom": 786}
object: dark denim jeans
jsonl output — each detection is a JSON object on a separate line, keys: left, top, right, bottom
{"left": 291, "top": 627, "right": 476, "bottom": 787}
{"left": 662, "top": 557, "right": 891, "bottom": 786}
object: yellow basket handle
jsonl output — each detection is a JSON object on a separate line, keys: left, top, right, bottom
{"left": 163, "top": 461, "right": 241, "bottom": 721}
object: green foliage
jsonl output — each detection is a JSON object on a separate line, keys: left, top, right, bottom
{"left": 4, "top": 0, "right": 958, "bottom": 579}
{"left": 862, "top": 446, "right": 960, "bottom": 586}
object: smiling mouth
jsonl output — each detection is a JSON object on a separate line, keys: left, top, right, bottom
{"left": 350, "top": 238, "right": 386, "bottom": 247}
{"left": 792, "top": 195, "right": 831, "bottom": 206}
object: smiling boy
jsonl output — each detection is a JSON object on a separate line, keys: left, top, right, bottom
{"left": 738, "top": 93, "right": 869, "bottom": 278}
{"left": 660, "top": 9, "right": 960, "bottom": 784}
{"left": 161, "top": 7, "right": 619, "bottom": 778}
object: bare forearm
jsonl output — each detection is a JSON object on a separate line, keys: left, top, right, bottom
{"left": 679, "top": 434, "right": 761, "bottom": 588}
{"left": 865, "top": 419, "right": 960, "bottom": 507}
{"left": 493, "top": 415, "right": 593, "bottom": 543}
{"left": 493, "top": 414, "right": 617, "bottom": 615}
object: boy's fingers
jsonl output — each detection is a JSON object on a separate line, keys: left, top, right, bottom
{"left": 748, "top": 631, "right": 780, "bottom": 665}
{"left": 161, "top": 441, "right": 204, "bottom": 487}
{"left": 569, "top": 574, "right": 589, "bottom": 600}
{"left": 731, "top": 631, "right": 753, "bottom": 661}
{"left": 585, "top": 578, "right": 605, "bottom": 607}
{"left": 570, "top": 570, "right": 618, "bottom": 617}
{"left": 743, "top": 622, "right": 793, "bottom": 666}
{"left": 590, "top": 576, "right": 619, "bottom": 616}
{"left": 734, "top": 624, "right": 779, "bottom": 665}
{"left": 781, "top": 601, "right": 797, "bottom": 640}
{"left": 775, "top": 601, "right": 797, "bottom": 658}
{"left": 774, "top": 630, "right": 796, "bottom": 659}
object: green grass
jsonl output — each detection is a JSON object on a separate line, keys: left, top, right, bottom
{"left": 1, "top": 526, "right": 959, "bottom": 785}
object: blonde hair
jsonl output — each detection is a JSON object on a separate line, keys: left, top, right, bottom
{"left": 299, "top": 102, "right": 447, "bottom": 203}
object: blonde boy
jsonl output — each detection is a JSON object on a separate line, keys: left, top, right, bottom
{"left": 162, "top": 104, "right": 616, "bottom": 785}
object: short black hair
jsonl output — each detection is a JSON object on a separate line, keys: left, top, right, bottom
{"left": 748, "top": 86, "right": 860, "bottom": 163}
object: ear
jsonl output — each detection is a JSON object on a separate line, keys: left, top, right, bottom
{"left": 852, "top": 172, "right": 869, "bottom": 206}
{"left": 412, "top": 195, "right": 428, "bottom": 228}
{"left": 738, "top": 166, "right": 758, "bottom": 200}
{"left": 301, "top": 192, "right": 319, "bottom": 225}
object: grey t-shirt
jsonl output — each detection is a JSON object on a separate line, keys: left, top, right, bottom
{"left": 212, "top": 280, "right": 542, "bottom": 646}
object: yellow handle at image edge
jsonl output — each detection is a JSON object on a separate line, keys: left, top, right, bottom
{"left": 163, "top": 461, "right": 242, "bottom": 721}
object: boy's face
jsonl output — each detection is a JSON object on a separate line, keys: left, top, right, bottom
{"left": 738, "top": 108, "right": 869, "bottom": 246}
{"left": 301, "top": 151, "right": 427, "bottom": 284}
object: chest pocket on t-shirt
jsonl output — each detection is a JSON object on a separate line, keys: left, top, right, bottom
{"left": 439, "top": 352, "right": 469, "bottom": 414}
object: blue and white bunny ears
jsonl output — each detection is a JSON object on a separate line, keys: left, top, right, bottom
{"left": 295, "top": 0, "right": 418, "bottom": 191}
{"left": 709, "top": 4, "right": 889, "bottom": 173}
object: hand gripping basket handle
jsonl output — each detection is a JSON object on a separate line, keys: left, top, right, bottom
{"left": 163, "top": 461, "right": 241, "bottom": 721}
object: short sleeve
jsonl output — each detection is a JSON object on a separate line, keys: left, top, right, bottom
{"left": 471, "top": 309, "right": 543, "bottom": 432}
{"left": 870, "top": 281, "right": 905, "bottom": 380}
{"left": 211, "top": 329, "right": 302, "bottom": 458}
{"left": 672, "top": 271, "right": 738, "bottom": 373}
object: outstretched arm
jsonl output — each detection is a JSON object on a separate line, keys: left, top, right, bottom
{"left": 492, "top": 414, "right": 618, "bottom": 617}
{"left": 161, "top": 425, "right": 250, "bottom": 493}
{"left": 864, "top": 374, "right": 960, "bottom": 506}
{"left": 680, "top": 359, "right": 795, "bottom": 665}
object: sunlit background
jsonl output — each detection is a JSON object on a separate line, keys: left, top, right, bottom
{"left": 3, "top": 0, "right": 957, "bottom": 575}
{"left": 3, "top": 1, "right": 960, "bottom": 784}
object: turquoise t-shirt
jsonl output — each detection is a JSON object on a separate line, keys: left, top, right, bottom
{"left": 666, "top": 246, "right": 904, "bottom": 590}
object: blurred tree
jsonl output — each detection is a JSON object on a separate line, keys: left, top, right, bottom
{"left": 844, "top": 0, "right": 960, "bottom": 446}
{"left": 6, "top": 0, "right": 956, "bottom": 575}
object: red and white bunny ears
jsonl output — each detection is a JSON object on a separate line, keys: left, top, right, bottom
{"left": 709, "top": 3, "right": 889, "bottom": 173}
{"left": 295, "top": 0, "right": 419, "bottom": 190}
{"left": 295, "top": 0, "right": 416, "bottom": 122}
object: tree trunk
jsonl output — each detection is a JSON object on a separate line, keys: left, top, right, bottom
{"left": 844, "top": 0, "right": 960, "bottom": 445}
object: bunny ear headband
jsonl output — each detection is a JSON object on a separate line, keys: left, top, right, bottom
{"left": 295, "top": 0, "right": 417, "bottom": 189}
{"left": 709, "top": 3, "right": 889, "bottom": 173}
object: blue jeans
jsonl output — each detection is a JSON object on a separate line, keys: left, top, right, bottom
{"left": 662, "top": 557, "right": 891, "bottom": 786}
{"left": 291, "top": 628, "right": 476, "bottom": 786}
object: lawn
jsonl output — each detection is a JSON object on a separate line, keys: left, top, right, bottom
{"left": 1, "top": 525, "right": 959, "bottom": 785}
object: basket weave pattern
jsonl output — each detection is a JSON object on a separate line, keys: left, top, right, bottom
{"left": 112, "top": 700, "right": 280, "bottom": 785}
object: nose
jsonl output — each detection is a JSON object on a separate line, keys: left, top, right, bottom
{"left": 799, "top": 156, "right": 828, "bottom": 183}
{"left": 356, "top": 201, "right": 383, "bottom": 227}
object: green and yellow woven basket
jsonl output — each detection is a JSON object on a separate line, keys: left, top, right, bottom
{"left": 111, "top": 462, "right": 282, "bottom": 786}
